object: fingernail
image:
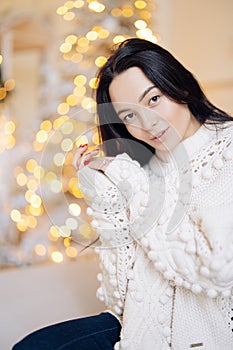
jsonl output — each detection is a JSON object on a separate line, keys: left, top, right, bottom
{"left": 84, "top": 160, "right": 89, "bottom": 166}
{"left": 86, "top": 149, "right": 99, "bottom": 156}
{"left": 79, "top": 143, "right": 88, "bottom": 148}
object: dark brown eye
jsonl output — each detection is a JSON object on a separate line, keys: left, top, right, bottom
{"left": 149, "top": 95, "right": 160, "bottom": 105}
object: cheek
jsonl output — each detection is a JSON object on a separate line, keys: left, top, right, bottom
{"left": 126, "top": 125, "right": 146, "bottom": 140}
{"left": 162, "top": 105, "right": 188, "bottom": 129}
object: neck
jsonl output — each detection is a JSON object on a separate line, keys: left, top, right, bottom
{"left": 156, "top": 123, "right": 215, "bottom": 164}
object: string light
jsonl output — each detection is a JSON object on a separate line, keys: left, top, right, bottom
{"left": 73, "top": 0, "right": 85, "bottom": 9}
{"left": 35, "top": 244, "right": 46, "bottom": 256}
{"left": 53, "top": 0, "right": 157, "bottom": 262}
{"left": 66, "top": 35, "right": 77, "bottom": 44}
{"left": 88, "top": 1, "right": 105, "bottom": 13}
{"left": 56, "top": 6, "right": 68, "bottom": 15}
{"left": 0, "top": 53, "right": 15, "bottom": 103}
{"left": 57, "top": 102, "right": 70, "bottom": 115}
{"left": 51, "top": 251, "right": 64, "bottom": 263}
{"left": 86, "top": 31, "right": 99, "bottom": 41}
{"left": 65, "top": 1, "right": 74, "bottom": 9}
{"left": 0, "top": 115, "right": 16, "bottom": 152}
{"left": 134, "top": 19, "right": 147, "bottom": 29}
{"left": 134, "top": 0, "right": 147, "bottom": 9}
{"left": 2, "top": 0, "right": 158, "bottom": 266}
{"left": 122, "top": 7, "right": 134, "bottom": 17}
{"left": 89, "top": 77, "right": 98, "bottom": 89}
{"left": 94, "top": 56, "right": 107, "bottom": 67}
{"left": 64, "top": 11, "right": 76, "bottom": 21}
{"left": 113, "top": 35, "right": 127, "bottom": 44}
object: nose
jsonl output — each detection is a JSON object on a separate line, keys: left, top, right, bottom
{"left": 140, "top": 111, "right": 158, "bottom": 132}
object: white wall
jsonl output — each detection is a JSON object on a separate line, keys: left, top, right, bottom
{"left": 157, "top": 0, "right": 233, "bottom": 114}
{"left": 0, "top": 257, "right": 104, "bottom": 350}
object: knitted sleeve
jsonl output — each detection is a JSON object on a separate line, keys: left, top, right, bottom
{"left": 78, "top": 153, "right": 149, "bottom": 317}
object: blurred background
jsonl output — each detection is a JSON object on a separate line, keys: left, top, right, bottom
{"left": 0, "top": 0, "right": 232, "bottom": 349}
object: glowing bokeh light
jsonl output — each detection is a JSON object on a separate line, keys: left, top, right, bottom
{"left": 68, "top": 203, "right": 81, "bottom": 216}
{"left": 88, "top": 1, "right": 105, "bottom": 13}
{"left": 51, "top": 251, "right": 64, "bottom": 263}
{"left": 134, "top": 0, "right": 147, "bottom": 9}
{"left": 35, "top": 244, "right": 46, "bottom": 256}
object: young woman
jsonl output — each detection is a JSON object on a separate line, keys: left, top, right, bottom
{"left": 13, "top": 38, "right": 233, "bottom": 350}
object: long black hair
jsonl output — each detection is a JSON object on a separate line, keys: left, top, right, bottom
{"left": 96, "top": 38, "right": 232, "bottom": 165}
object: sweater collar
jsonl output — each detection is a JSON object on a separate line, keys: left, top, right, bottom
{"left": 156, "top": 124, "right": 215, "bottom": 162}
{"left": 149, "top": 123, "right": 216, "bottom": 173}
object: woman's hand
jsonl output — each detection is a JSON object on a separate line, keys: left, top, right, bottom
{"left": 72, "top": 144, "right": 114, "bottom": 172}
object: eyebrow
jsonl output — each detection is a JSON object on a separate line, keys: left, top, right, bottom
{"left": 116, "top": 85, "right": 156, "bottom": 117}
{"left": 138, "top": 85, "right": 156, "bottom": 102}
{"left": 116, "top": 108, "right": 131, "bottom": 117}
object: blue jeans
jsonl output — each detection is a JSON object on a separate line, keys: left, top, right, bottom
{"left": 12, "top": 312, "right": 121, "bottom": 350}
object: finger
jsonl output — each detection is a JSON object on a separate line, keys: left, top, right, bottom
{"left": 79, "top": 149, "right": 100, "bottom": 169}
{"left": 72, "top": 144, "right": 88, "bottom": 168}
{"left": 78, "top": 143, "right": 88, "bottom": 154}
{"left": 85, "top": 157, "right": 114, "bottom": 171}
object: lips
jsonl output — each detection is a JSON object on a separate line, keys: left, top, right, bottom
{"left": 151, "top": 127, "right": 169, "bottom": 141}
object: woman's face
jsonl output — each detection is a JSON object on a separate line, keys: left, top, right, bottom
{"left": 109, "top": 67, "right": 201, "bottom": 153}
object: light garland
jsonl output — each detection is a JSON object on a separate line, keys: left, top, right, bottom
{"left": 0, "top": 55, "right": 15, "bottom": 103}
{"left": 2, "top": 0, "right": 159, "bottom": 267}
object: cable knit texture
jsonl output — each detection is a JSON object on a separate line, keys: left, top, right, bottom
{"left": 78, "top": 122, "right": 233, "bottom": 349}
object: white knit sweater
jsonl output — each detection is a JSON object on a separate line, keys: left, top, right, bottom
{"left": 78, "top": 122, "right": 233, "bottom": 350}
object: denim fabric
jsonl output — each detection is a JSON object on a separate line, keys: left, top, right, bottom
{"left": 12, "top": 312, "right": 121, "bottom": 350}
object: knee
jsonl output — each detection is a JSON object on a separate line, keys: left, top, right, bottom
{"left": 11, "top": 342, "right": 23, "bottom": 350}
{"left": 11, "top": 337, "right": 39, "bottom": 350}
